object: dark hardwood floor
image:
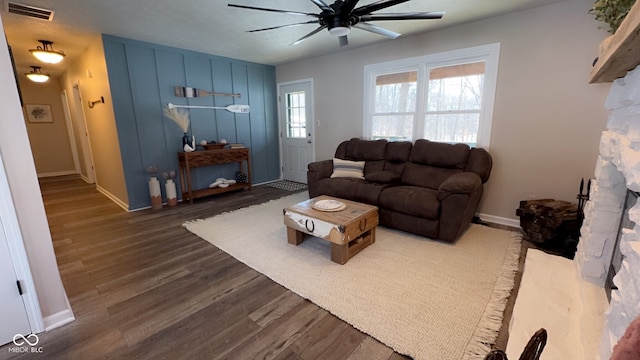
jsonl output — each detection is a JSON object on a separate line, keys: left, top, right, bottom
{"left": 0, "top": 176, "right": 412, "bottom": 360}
{"left": 1, "top": 175, "right": 527, "bottom": 359}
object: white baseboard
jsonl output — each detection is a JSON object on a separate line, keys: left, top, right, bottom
{"left": 95, "top": 185, "right": 129, "bottom": 211}
{"left": 43, "top": 309, "right": 75, "bottom": 331}
{"left": 477, "top": 213, "right": 521, "bottom": 229}
{"left": 37, "top": 170, "right": 77, "bottom": 178}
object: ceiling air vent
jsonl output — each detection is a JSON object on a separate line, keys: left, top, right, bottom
{"left": 5, "top": 2, "right": 54, "bottom": 21}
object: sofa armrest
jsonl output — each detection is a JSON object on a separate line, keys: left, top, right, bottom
{"left": 437, "top": 172, "right": 484, "bottom": 241}
{"left": 437, "top": 172, "right": 482, "bottom": 201}
{"left": 307, "top": 159, "right": 334, "bottom": 197}
{"left": 308, "top": 159, "right": 334, "bottom": 179}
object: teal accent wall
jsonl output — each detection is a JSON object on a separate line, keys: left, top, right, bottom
{"left": 102, "top": 35, "right": 279, "bottom": 210}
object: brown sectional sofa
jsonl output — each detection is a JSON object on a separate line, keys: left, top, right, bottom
{"left": 307, "top": 138, "right": 492, "bottom": 242}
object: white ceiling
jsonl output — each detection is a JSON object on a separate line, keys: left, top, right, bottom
{"left": 2, "top": 0, "right": 566, "bottom": 78}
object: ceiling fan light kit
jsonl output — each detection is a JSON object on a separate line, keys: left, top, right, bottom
{"left": 328, "top": 26, "right": 350, "bottom": 36}
{"left": 228, "top": 0, "right": 444, "bottom": 47}
{"left": 25, "top": 65, "right": 49, "bottom": 83}
{"left": 29, "top": 40, "right": 65, "bottom": 64}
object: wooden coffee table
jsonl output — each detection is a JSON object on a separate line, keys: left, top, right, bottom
{"left": 283, "top": 195, "right": 378, "bottom": 264}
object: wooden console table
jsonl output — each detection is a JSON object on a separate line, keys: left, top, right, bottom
{"left": 177, "top": 148, "right": 252, "bottom": 204}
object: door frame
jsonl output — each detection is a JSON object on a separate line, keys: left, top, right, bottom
{"left": 0, "top": 154, "right": 44, "bottom": 333}
{"left": 277, "top": 78, "right": 316, "bottom": 181}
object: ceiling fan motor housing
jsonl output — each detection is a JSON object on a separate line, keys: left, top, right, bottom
{"left": 228, "top": 0, "right": 444, "bottom": 46}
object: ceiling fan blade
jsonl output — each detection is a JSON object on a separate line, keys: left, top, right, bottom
{"left": 354, "top": 22, "right": 400, "bottom": 39}
{"left": 228, "top": 4, "right": 319, "bottom": 17}
{"left": 248, "top": 20, "right": 320, "bottom": 32}
{"left": 339, "top": 0, "right": 360, "bottom": 14}
{"left": 309, "top": 0, "right": 334, "bottom": 12}
{"left": 353, "top": 0, "right": 411, "bottom": 16}
{"left": 338, "top": 35, "right": 349, "bottom": 47}
{"left": 291, "top": 25, "right": 328, "bottom": 45}
{"left": 360, "top": 12, "right": 445, "bottom": 21}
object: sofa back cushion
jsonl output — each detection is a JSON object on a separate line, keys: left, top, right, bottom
{"left": 383, "top": 141, "right": 412, "bottom": 174}
{"left": 465, "top": 148, "right": 493, "bottom": 183}
{"left": 335, "top": 138, "right": 388, "bottom": 175}
{"left": 402, "top": 139, "right": 470, "bottom": 189}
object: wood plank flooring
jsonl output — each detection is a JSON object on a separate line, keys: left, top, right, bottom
{"left": 0, "top": 175, "right": 523, "bottom": 359}
{"left": 0, "top": 176, "right": 409, "bottom": 360}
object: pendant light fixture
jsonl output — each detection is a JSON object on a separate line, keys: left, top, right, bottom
{"left": 25, "top": 66, "right": 49, "bottom": 83}
{"left": 29, "top": 40, "right": 65, "bottom": 64}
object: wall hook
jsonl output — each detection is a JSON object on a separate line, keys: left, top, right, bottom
{"left": 88, "top": 96, "right": 105, "bottom": 109}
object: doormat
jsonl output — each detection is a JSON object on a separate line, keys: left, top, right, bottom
{"left": 264, "top": 180, "right": 307, "bottom": 192}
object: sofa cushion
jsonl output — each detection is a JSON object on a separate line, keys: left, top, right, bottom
{"left": 379, "top": 186, "right": 440, "bottom": 219}
{"left": 365, "top": 171, "right": 401, "bottom": 184}
{"left": 331, "top": 158, "right": 365, "bottom": 179}
{"left": 355, "top": 181, "right": 390, "bottom": 205}
{"left": 345, "top": 138, "right": 388, "bottom": 161}
{"left": 383, "top": 141, "right": 412, "bottom": 174}
{"left": 402, "top": 139, "right": 470, "bottom": 189}
{"left": 409, "top": 139, "right": 469, "bottom": 168}
{"left": 402, "top": 163, "right": 463, "bottom": 190}
{"left": 315, "top": 178, "right": 360, "bottom": 201}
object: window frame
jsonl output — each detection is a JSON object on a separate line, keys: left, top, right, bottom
{"left": 363, "top": 43, "right": 500, "bottom": 148}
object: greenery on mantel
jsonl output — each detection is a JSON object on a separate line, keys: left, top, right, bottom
{"left": 589, "top": 0, "right": 637, "bottom": 33}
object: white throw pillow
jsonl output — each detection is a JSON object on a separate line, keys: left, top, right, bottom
{"left": 330, "top": 158, "right": 365, "bottom": 179}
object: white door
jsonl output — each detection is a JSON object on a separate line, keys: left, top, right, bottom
{"left": 0, "top": 215, "right": 31, "bottom": 345}
{"left": 61, "top": 90, "right": 81, "bottom": 173}
{"left": 72, "top": 84, "right": 96, "bottom": 184}
{"left": 279, "top": 80, "right": 314, "bottom": 183}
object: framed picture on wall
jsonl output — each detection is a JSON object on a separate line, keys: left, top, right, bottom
{"left": 25, "top": 104, "right": 53, "bottom": 123}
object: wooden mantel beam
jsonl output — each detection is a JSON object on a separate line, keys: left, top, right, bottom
{"left": 590, "top": 0, "right": 640, "bottom": 83}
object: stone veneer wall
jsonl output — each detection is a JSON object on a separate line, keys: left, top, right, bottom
{"left": 576, "top": 66, "right": 640, "bottom": 359}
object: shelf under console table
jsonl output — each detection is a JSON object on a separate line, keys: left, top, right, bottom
{"left": 177, "top": 148, "right": 252, "bottom": 204}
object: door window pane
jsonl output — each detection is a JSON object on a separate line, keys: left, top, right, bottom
{"left": 286, "top": 91, "right": 305, "bottom": 138}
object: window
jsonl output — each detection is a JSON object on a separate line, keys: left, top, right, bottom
{"left": 364, "top": 44, "right": 500, "bottom": 148}
{"left": 371, "top": 70, "right": 417, "bottom": 141}
{"left": 286, "top": 91, "right": 306, "bottom": 138}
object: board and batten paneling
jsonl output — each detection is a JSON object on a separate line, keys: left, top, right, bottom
{"left": 102, "top": 35, "right": 279, "bottom": 210}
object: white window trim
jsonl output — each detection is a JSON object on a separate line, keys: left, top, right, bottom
{"left": 363, "top": 43, "right": 500, "bottom": 149}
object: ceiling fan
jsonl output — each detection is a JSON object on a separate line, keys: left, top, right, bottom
{"left": 227, "top": 0, "right": 444, "bottom": 47}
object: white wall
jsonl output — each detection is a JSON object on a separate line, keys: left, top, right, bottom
{"left": 60, "top": 36, "right": 129, "bottom": 208}
{"left": 19, "top": 76, "right": 77, "bottom": 177}
{"left": 276, "top": 0, "right": 612, "bottom": 224}
{"left": 0, "top": 17, "right": 72, "bottom": 326}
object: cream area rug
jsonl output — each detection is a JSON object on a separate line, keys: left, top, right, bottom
{"left": 183, "top": 193, "right": 521, "bottom": 360}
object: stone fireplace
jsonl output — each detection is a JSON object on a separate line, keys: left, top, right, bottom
{"left": 576, "top": 66, "right": 640, "bottom": 359}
